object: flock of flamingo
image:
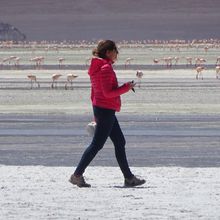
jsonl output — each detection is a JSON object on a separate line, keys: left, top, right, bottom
{"left": 27, "top": 73, "right": 78, "bottom": 89}
{"left": 151, "top": 56, "right": 220, "bottom": 80}
{"left": 26, "top": 71, "right": 145, "bottom": 90}
{"left": 0, "top": 39, "right": 220, "bottom": 89}
{"left": 0, "top": 55, "right": 64, "bottom": 69}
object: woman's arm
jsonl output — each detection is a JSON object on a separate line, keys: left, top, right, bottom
{"left": 100, "top": 64, "right": 131, "bottom": 98}
{"left": 90, "top": 86, "right": 94, "bottom": 101}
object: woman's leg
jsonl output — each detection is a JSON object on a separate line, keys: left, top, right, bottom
{"left": 109, "top": 116, "right": 133, "bottom": 179}
{"left": 74, "top": 107, "right": 115, "bottom": 176}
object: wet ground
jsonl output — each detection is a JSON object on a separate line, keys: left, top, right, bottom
{"left": 0, "top": 113, "right": 220, "bottom": 167}
{"left": 0, "top": 75, "right": 220, "bottom": 167}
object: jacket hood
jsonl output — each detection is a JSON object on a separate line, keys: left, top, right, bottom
{"left": 88, "top": 57, "right": 112, "bottom": 76}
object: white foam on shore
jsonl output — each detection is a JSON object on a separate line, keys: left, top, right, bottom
{"left": 1, "top": 166, "right": 219, "bottom": 219}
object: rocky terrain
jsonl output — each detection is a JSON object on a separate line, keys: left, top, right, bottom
{"left": 0, "top": 23, "right": 26, "bottom": 41}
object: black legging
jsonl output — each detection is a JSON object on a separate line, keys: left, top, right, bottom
{"left": 74, "top": 106, "right": 133, "bottom": 179}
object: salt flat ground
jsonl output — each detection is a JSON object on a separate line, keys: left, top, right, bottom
{"left": 1, "top": 166, "right": 220, "bottom": 220}
{"left": 0, "top": 46, "right": 220, "bottom": 219}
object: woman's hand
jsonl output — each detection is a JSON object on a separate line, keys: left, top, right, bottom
{"left": 128, "top": 81, "right": 136, "bottom": 92}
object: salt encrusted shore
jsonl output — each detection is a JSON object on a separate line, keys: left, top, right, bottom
{"left": 1, "top": 166, "right": 220, "bottom": 220}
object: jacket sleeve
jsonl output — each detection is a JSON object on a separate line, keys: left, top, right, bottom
{"left": 100, "top": 64, "right": 130, "bottom": 98}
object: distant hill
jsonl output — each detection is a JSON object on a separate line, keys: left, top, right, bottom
{"left": 0, "top": 0, "right": 219, "bottom": 41}
{"left": 0, "top": 23, "right": 26, "bottom": 41}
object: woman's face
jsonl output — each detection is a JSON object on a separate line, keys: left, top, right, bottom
{"left": 106, "top": 49, "right": 118, "bottom": 62}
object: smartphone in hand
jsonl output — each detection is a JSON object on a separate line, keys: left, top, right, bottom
{"left": 131, "top": 80, "right": 135, "bottom": 92}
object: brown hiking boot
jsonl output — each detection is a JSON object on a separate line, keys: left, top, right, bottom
{"left": 69, "top": 174, "right": 91, "bottom": 188}
{"left": 124, "top": 175, "right": 146, "bottom": 187}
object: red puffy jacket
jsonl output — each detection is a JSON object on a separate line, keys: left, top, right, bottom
{"left": 88, "top": 57, "right": 130, "bottom": 112}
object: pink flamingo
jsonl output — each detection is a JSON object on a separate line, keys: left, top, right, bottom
{"left": 15, "top": 57, "right": 20, "bottom": 68}
{"left": 204, "top": 46, "right": 209, "bottom": 53}
{"left": 27, "top": 74, "right": 40, "bottom": 89}
{"left": 30, "top": 56, "right": 44, "bottom": 69}
{"left": 195, "top": 58, "right": 206, "bottom": 67}
{"left": 163, "top": 57, "right": 173, "bottom": 68}
{"left": 195, "top": 66, "right": 205, "bottom": 80}
{"left": 125, "top": 58, "right": 134, "bottom": 69}
{"left": 216, "top": 66, "right": 220, "bottom": 79}
{"left": 65, "top": 74, "right": 78, "bottom": 90}
{"left": 58, "top": 57, "right": 65, "bottom": 68}
{"left": 153, "top": 59, "right": 160, "bottom": 64}
{"left": 136, "top": 70, "right": 143, "bottom": 88}
{"left": 174, "top": 57, "right": 179, "bottom": 66}
{"left": 185, "top": 57, "right": 193, "bottom": 66}
{"left": 51, "top": 73, "right": 62, "bottom": 88}
{"left": 216, "top": 57, "right": 220, "bottom": 65}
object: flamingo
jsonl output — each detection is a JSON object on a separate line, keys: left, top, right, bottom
{"left": 216, "top": 56, "right": 220, "bottom": 65}
{"left": 186, "top": 57, "right": 193, "bottom": 66}
{"left": 2, "top": 56, "right": 17, "bottom": 66}
{"left": 136, "top": 70, "right": 143, "bottom": 88}
{"left": 204, "top": 46, "right": 209, "bottom": 53}
{"left": 51, "top": 73, "right": 62, "bottom": 88}
{"left": 65, "top": 74, "right": 78, "bottom": 90}
{"left": 163, "top": 57, "right": 173, "bottom": 68}
{"left": 53, "top": 46, "right": 59, "bottom": 53}
{"left": 125, "top": 58, "right": 134, "bottom": 69}
{"left": 38, "top": 56, "right": 44, "bottom": 67}
{"left": 2, "top": 57, "right": 10, "bottom": 65}
{"left": 216, "top": 66, "right": 220, "bottom": 79}
{"left": 58, "top": 57, "right": 65, "bottom": 68}
{"left": 27, "top": 74, "right": 40, "bottom": 89}
{"left": 173, "top": 56, "right": 179, "bottom": 66}
{"left": 30, "top": 57, "right": 39, "bottom": 68}
{"left": 15, "top": 57, "right": 20, "bottom": 68}
{"left": 195, "top": 58, "right": 206, "bottom": 67}
{"left": 30, "top": 56, "right": 44, "bottom": 69}
{"left": 195, "top": 66, "right": 205, "bottom": 80}
{"left": 153, "top": 59, "right": 160, "bottom": 64}
{"left": 9, "top": 56, "right": 17, "bottom": 62}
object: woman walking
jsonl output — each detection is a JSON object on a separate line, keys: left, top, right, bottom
{"left": 69, "top": 40, "right": 145, "bottom": 187}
